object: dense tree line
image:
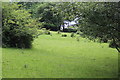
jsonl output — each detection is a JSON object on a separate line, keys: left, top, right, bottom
{"left": 2, "top": 2, "right": 120, "bottom": 52}
{"left": 53, "top": 2, "right": 120, "bottom": 52}
{"left": 77, "top": 2, "right": 120, "bottom": 52}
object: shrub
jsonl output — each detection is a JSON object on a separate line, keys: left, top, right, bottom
{"left": 2, "top": 3, "right": 38, "bottom": 48}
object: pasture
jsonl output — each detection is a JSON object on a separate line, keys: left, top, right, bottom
{"left": 2, "top": 31, "right": 118, "bottom": 78}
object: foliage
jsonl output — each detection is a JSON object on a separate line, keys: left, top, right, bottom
{"left": 55, "top": 2, "right": 78, "bottom": 21}
{"left": 75, "top": 2, "right": 120, "bottom": 52}
{"left": 2, "top": 2, "right": 39, "bottom": 48}
{"left": 55, "top": 2, "right": 120, "bottom": 52}
{"left": 17, "top": 2, "right": 39, "bottom": 18}
{"left": 2, "top": 2, "right": 119, "bottom": 52}
{"left": 35, "top": 3, "right": 63, "bottom": 31}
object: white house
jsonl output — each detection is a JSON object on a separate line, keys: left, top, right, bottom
{"left": 60, "top": 18, "right": 79, "bottom": 31}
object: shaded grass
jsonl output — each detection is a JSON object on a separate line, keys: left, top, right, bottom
{"left": 2, "top": 32, "right": 118, "bottom": 78}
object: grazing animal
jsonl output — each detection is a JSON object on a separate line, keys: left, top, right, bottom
{"left": 62, "top": 34, "right": 67, "bottom": 37}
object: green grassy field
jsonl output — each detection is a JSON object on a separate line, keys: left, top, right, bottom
{"left": 2, "top": 31, "right": 118, "bottom": 78}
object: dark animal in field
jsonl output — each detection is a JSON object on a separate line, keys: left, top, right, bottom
{"left": 61, "top": 34, "right": 67, "bottom": 37}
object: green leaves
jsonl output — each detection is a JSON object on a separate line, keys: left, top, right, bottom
{"left": 35, "top": 3, "right": 63, "bottom": 31}
{"left": 8, "top": 20, "right": 15, "bottom": 24}
{"left": 75, "top": 2, "right": 120, "bottom": 52}
{"left": 2, "top": 2, "right": 39, "bottom": 48}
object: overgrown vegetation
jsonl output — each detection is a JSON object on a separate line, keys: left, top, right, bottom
{"left": 2, "top": 2, "right": 119, "bottom": 78}
{"left": 77, "top": 2, "right": 120, "bottom": 52}
{"left": 2, "top": 3, "right": 39, "bottom": 48}
{"left": 35, "top": 3, "right": 63, "bottom": 31}
{"left": 2, "top": 2, "right": 120, "bottom": 52}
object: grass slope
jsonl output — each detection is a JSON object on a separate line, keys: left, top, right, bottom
{"left": 2, "top": 32, "right": 118, "bottom": 78}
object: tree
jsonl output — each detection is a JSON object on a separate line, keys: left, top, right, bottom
{"left": 54, "top": 2, "right": 79, "bottom": 31}
{"left": 2, "top": 2, "right": 39, "bottom": 48}
{"left": 76, "top": 2, "right": 120, "bottom": 52}
{"left": 56, "top": 2, "right": 120, "bottom": 52}
{"left": 35, "top": 3, "right": 63, "bottom": 31}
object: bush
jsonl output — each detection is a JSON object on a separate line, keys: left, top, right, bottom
{"left": 2, "top": 25, "right": 36, "bottom": 48}
{"left": 2, "top": 3, "right": 38, "bottom": 48}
